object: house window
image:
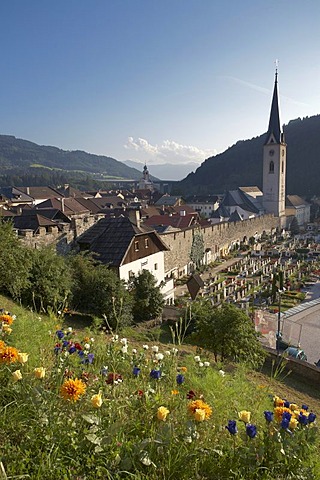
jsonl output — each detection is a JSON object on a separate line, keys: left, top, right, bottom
{"left": 154, "top": 263, "right": 158, "bottom": 271}
{"left": 134, "top": 241, "right": 139, "bottom": 251}
{"left": 145, "top": 238, "right": 149, "bottom": 248}
{"left": 281, "top": 161, "right": 284, "bottom": 173}
{"left": 269, "top": 161, "right": 274, "bottom": 173}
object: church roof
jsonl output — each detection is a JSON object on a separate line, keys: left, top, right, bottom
{"left": 265, "top": 71, "right": 281, "bottom": 145}
{"left": 228, "top": 210, "right": 243, "bottom": 222}
{"left": 222, "top": 189, "right": 260, "bottom": 214}
{"left": 286, "top": 195, "right": 310, "bottom": 207}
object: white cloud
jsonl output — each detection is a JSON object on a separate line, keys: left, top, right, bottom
{"left": 124, "top": 136, "right": 216, "bottom": 164}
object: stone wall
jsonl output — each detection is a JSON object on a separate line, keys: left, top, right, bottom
{"left": 161, "top": 215, "right": 279, "bottom": 275}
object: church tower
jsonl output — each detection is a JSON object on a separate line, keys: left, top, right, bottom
{"left": 262, "top": 70, "right": 286, "bottom": 218}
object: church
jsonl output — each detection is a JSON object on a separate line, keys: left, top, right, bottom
{"left": 212, "top": 70, "right": 310, "bottom": 229}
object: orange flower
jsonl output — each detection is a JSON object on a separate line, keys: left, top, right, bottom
{"left": 60, "top": 378, "right": 86, "bottom": 402}
{"left": 0, "top": 340, "right": 6, "bottom": 350}
{"left": 274, "top": 406, "right": 292, "bottom": 422}
{"left": 171, "top": 389, "right": 179, "bottom": 395}
{"left": 179, "top": 367, "right": 188, "bottom": 373}
{"left": 273, "top": 396, "right": 284, "bottom": 407}
{"left": 188, "top": 399, "right": 212, "bottom": 420}
{"left": 0, "top": 346, "right": 19, "bottom": 364}
{"left": 0, "top": 314, "right": 13, "bottom": 325}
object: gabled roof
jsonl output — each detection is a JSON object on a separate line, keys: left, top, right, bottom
{"left": 17, "top": 186, "right": 62, "bottom": 199}
{"left": 0, "top": 187, "right": 33, "bottom": 203}
{"left": 144, "top": 213, "right": 197, "bottom": 229}
{"left": 77, "top": 216, "right": 168, "bottom": 267}
{"left": 210, "top": 205, "right": 230, "bottom": 218}
{"left": 286, "top": 195, "right": 310, "bottom": 207}
{"left": 23, "top": 208, "right": 71, "bottom": 223}
{"left": 185, "top": 195, "right": 219, "bottom": 204}
{"left": 36, "top": 198, "right": 90, "bottom": 215}
{"left": 228, "top": 210, "right": 243, "bottom": 222}
{"left": 55, "top": 185, "right": 86, "bottom": 198}
{"left": 222, "top": 189, "right": 260, "bottom": 214}
{"left": 155, "top": 195, "right": 183, "bottom": 206}
{"left": 12, "top": 213, "right": 58, "bottom": 232}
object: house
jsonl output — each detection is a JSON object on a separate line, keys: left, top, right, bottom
{"left": 76, "top": 213, "right": 174, "bottom": 303}
{"left": 184, "top": 195, "right": 219, "bottom": 218}
{"left": 286, "top": 195, "right": 311, "bottom": 227}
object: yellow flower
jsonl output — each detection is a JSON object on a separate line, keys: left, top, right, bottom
{"left": 194, "top": 408, "right": 206, "bottom": 422}
{"left": 0, "top": 346, "right": 19, "bottom": 364}
{"left": 0, "top": 314, "right": 13, "bottom": 325}
{"left": 179, "top": 367, "right": 187, "bottom": 372}
{"left": 157, "top": 406, "right": 170, "bottom": 421}
{"left": 290, "top": 403, "right": 299, "bottom": 411}
{"left": 0, "top": 340, "right": 6, "bottom": 350}
{"left": 188, "top": 399, "right": 212, "bottom": 420}
{"left": 91, "top": 392, "right": 103, "bottom": 408}
{"left": 34, "top": 367, "right": 46, "bottom": 379}
{"left": 60, "top": 378, "right": 86, "bottom": 402}
{"left": 171, "top": 389, "right": 179, "bottom": 395}
{"left": 273, "top": 396, "right": 284, "bottom": 407}
{"left": 12, "top": 369, "right": 23, "bottom": 382}
{"left": 2, "top": 324, "right": 12, "bottom": 334}
{"left": 238, "top": 410, "right": 251, "bottom": 423}
{"left": 18, "top": 352, "right": 29, "bottom": 364}
{"left": 289, "top": 417, "right": 298, "bottom": 430}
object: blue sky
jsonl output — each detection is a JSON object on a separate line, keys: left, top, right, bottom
{"left": 1, "top": 0, "right": 320, "bottom": 169}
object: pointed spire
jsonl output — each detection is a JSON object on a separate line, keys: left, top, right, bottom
{"left": 266, "top": 69, "right": 282, "bottom": 144}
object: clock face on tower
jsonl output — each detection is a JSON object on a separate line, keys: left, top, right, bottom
{"left": 269, "top": 149, "right": 275, "bottom": 156}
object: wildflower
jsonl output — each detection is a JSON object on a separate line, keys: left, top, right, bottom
{"left": 67, "top": 327, "right": 73, "bottom": 333}
{"left": 281, "top": 411, "right": 292, "bottom": 430}
{"left": 84, "top": 343, "right": 91, "bottom": 350}
{"left": 106, "top": 372, "right": 123, "bottom": 385}
{"left": 187, "top": 390, "right": 196, "bottom": 400}
{"left": 172, "top": 348, "right": 178, "bottom": 354}
{"left": 69, "top": 346, "right": 77, "bottom": 354}
{"left": 274, "top": 406, "right": 292, "bottom": 422}
{"left": 91, "top": 392, "right": 103, "bottom": 408}
{"left": 0, "top": 346, "right": 19, "bottom": 364}
{"left": 142, "top": 344, "right": 149, "bottom": 350}
{"left": 283, "top": 400, "right": 290, "bottom": 408}
{"left": 101, "top": 366, "right": 108, "bottom": 376}
{"left": 155, "top": 353, "right": 164, "bottom": 361}
{"left": 298, "top": 412, "right": 309, "bottom": 426}
{"left": 218, "top": 370, "right": 225, "bottom": 377}
{"left": 0, "top": 340, "right": 6, "bottom": 350}
{"left": 165, "top": 350, "right": 171, "bottom": 356}
{"left": 289, "top": 403, "right": 299, "bottom": 411}
{"left": 34, "top": 367, "right": 46, "bottom": 379}
{"left": 179, "top": 366, "right": 187, "bottom": 372}
{"left": 151, "top": 345, "right": 159, "bottom": 353}
{"left": 289, "top": 417, "right": 299, "bottom": 430}
{"left": 0, "top": 314, "right": 13, "bottom": 325}
{"left": 194, "top": 409, "right": 206, "bottom": 422}
{"left": 12, "top": 369, "right": 23, "bottom": 382}
{"left": 60, "top": 378, "right": 86, "bottom": 402}
{"left": 74, "top": 342, "right": 82, "bottom": 350}
{"left": 302, "top": 404, "right": 309, "bottom": 411}
{"left": 273, "top": 395, "right": 284, "bottom": 407}
{"left": 171, "top": 389, "right": 179, "bottom": 395}
{"left": 132, "top": 348, "right": 137, "bottom": 354}
{"left": 198, "top": 362, "right": 204, "bottom": 367}
{"left": 18, "top": 352, "right": 29, "bottom": 364}
{"left": 132, "top": 366, "right": 141, "bottom": 377}
{"left": 2, "top": 325, "right": 12, "bottom": 334}
{"left": 188, "top": 399, "right": 212, "bottom": 420}
{"left": 246, "top": 424, "right": 257, "bottom": 439}
{"left": 226, "top": 420, "right": 238, "bottom": 435}
{"left": 120, "top": 338, "right": 127, "bottom": 345}
{"left": 56, "top": 330, "right": 64, "bottom": 340}
{"left": 112, "top": 335, "right": 119, "bottom": 342}
{"left": 194, "top": 356, "right": 201, "bottom": 362}
{"left": 264, "top": 410, "right": 273, "bottom": 423}
{"left": 150, "top": 369, "right": 161, "bottom": 380}
{"left": 121, "top": 345, "right": 128, "bottom": 354}
{"left": 308, "top": 412, "right": 316, "bottom": 423}
{"left": 87, "top": 353, "right": 94, "bottom": 364}
{"left": 203, "top": 362, "right": 210, "bottom": 367}
{"left": 157, "top": 406, "right": 169, "bottom": 421}
{"left": 176, "top": 374, "right": 185, "bottom": 385}
{"left": 63, "top": 340, "right": 70, "bottom": 348}
{"left": 238, "top": 410, "right": 251, "bottom": 424}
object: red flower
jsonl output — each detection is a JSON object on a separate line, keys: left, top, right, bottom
{"left": 106, "top": 372, "right": 123, "bottom": 385}
{"left": 187, "top": 390, "right": 196, "bottom": 400}
{"left": 75, "top": 343, "right": 82, "bottom": 350}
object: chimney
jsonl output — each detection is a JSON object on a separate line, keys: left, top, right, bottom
{"left": 128, "top": 209, "right": 141, "bottom": 229}
{"left": 61, "top": 198, "right": 65, "bottom": 212}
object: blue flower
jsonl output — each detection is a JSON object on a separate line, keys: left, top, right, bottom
{"left": 63, "top": 340, "right": 69, "bottom": 348}
{"left": 302, "top": 404, "right": 309, "bottom": 411}
{"left": 78, "top": 350, "right": 85, "bottom": 358}
{"left": 264, "top": 410, "right": 273, "bottom": 423}
{"left": 246, "top": 424, "right": 257, "bottom": 439}
{"left": 281, "top": 415, "right": 291, "bottom": 430}
{"left": 176, "top": 374, "right": 185, "bottom": 385}
{"left": 69, "top": 346, "right": 77, "bottom": 354}
{"left": 87, "top": 353, "right": 94, "bottom": 364}
{"left": 283, "top": 401, "right": 290, "bottom": 408}
{"left": 133, "top": 366, "right": 141, "bottom": 376}
{"left": 56, "top": 330, "right": 64, "bottom": 340}
{"left": 298, "top": 413, "right": 308, "bottom": 425}
{"left": 54, "top": 346, "right": 61, "bottom": 355}
{"left": 308, "top": 412, "right": 316, "bottom": 423}
{"left": 226, "top": 420, "right": 238, "bottom": 435}
{"left": 150, "top": 369, "right": 161, "bottom": 380}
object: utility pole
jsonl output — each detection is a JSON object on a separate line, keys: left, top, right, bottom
{"left": 276, "top": 289, "right": 282, "bottom": 355}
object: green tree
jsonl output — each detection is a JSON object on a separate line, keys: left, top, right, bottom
{"left": 192, "top": 302, "right": 265, "bottom": 367}
{"left": 23, "top": 247, "right": 72, "bottom": 312}
{"left": 129, "top": 269, "right": 164, "bottom": 323}
{"left": 69, "top": 254, "right": 133, "bottom": 330}
{"left": 0, "top": 220, "right": 32, "bottom": 301}
{"left": 290, "top": 217, "right": 300, "bottom": 235}
{"left": 190, "top": 231, "right": 204, "bottom": 270}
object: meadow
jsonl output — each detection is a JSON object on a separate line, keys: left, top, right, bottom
{"left": 0, "top": 295, "right": 319, "bottom": 480}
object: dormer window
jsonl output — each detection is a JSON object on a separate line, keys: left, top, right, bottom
{"left": 134, "top": 241, "right": 139, "bottom": 252}
{"left": 145, "top": 238, "right": 149, "bottom": 248}
{"left": 269, "top": 161, "right": 274, "bottom": 173}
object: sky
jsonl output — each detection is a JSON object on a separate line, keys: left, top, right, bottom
{"left": 1, "top": 0, "right": 320, "bottom": 171}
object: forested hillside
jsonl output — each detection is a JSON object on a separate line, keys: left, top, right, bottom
{"left": 178, "top": 115, "right": 320, "bottom": 197}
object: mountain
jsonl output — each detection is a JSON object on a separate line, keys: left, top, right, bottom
{"left": 0, "top": 135, "right": 143, "bottom": 180}
{"left": 124, "top": 160, "right": 199, "bottom": 181}
{"left": 177, "top": 115, "right": 320, "bottom": 197}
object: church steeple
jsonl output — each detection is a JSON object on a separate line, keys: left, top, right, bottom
{"left": 265, "top": 69, "right": 282, "bottom": 145}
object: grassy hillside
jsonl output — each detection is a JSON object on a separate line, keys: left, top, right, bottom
{"left": 0, "top": 295, "right": 319, "bottom": 479}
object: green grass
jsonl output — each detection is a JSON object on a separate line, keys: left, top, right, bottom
{"left": 0, "top": 295, "right": 319, "bottom": 479}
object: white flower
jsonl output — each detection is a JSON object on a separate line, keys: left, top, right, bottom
{"left": 165, "top": 350, "right": 171, "bottom": 356}
{"left": 90, "top": 337, "right": 95, "bottom": 343}
{"left": 120, "top": 338, "right": 128, "bottom": 345}
{"left": 172, "top": 348, "right": 178, "bottom": 355}
{"left": 155, "top": 353, "right": 164, "bottom": 361}
{"left": 84, "top": 343, "right": 90, "bottom": 350}
{"left": 204, "top": 362, "right": 210, "bottom": 367}
{"left": 121, "top": 345, "right": 128, "bottom": 354}
{"left": 143, "top": 344, "right": 149, "bottom": 350}
{"left": 64, "top": 351, "right": 70, "bottom": 358}
{"left": 12, "top": 315, "right": 16, "bottom": 320}
{"left": 67, "top": 327, "right": 73, "bottom": 333}
{"left": 132, "top": 349, "right": 137, "bottom": 354}
{"left": 218, "top": 369, "right": 225, "bottom": 377}
{"left": 184, "top": 436, "right": 193, "bottom": 443}
{"left": 151, "top": 345, "right": 159, "bottom": 353}
{"left": 194, "top": 356, "right": 201, "bottom": 362}
{"left": 198, "top": 362, "right": 204, "bottom": 367}
{"left": 112, "top": 335, "right": 119, "bottom": 342}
